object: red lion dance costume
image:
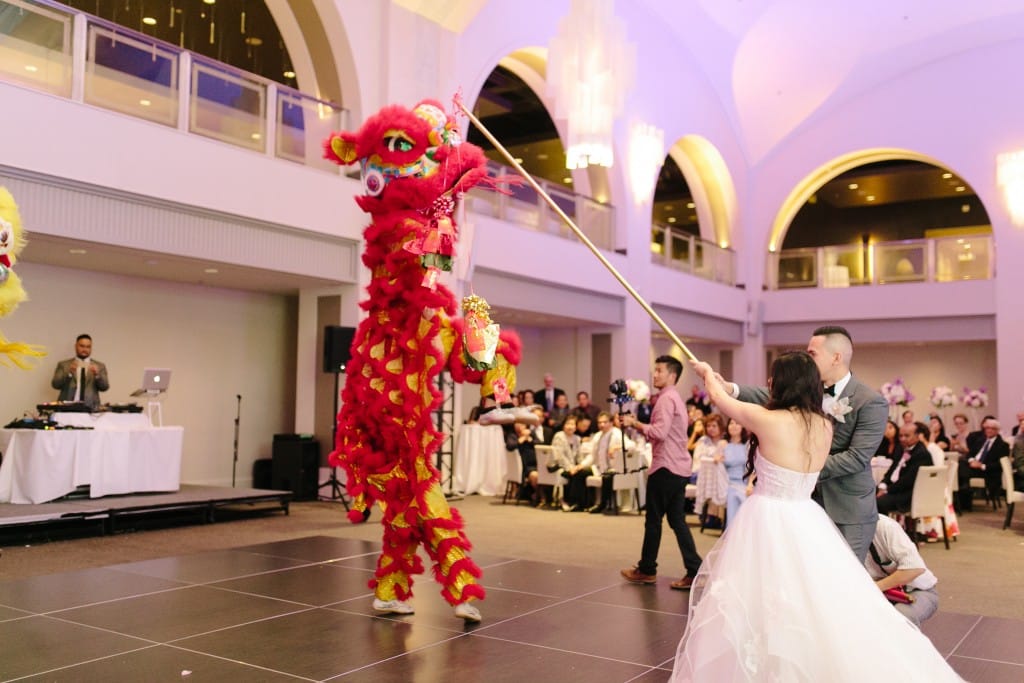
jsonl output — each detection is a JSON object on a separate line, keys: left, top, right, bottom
{"left": 323, "top": 100, "right": 525, "bottom": 622}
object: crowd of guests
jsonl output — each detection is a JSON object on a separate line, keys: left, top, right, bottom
{"left": 466, "top": 374, "right": 760, "bottom": 528}
{"left": 471, "top": 374, "right": 1024, "bottom": 525}
{"left": 875, "top": 409, "right": 1024, "bottom": 517}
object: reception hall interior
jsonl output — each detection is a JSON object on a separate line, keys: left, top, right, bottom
{"left": 2, "top": 0, "right": 1024, "bottom": 680}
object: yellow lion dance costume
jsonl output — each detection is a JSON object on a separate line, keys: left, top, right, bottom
{"left": 0, "top": 187, "right": 44, "bottom": 368}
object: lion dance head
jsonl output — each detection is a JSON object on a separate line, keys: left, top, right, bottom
{"left": 0, "top": 186, "right": 44, "bottom": 368}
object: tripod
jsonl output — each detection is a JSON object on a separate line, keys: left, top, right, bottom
{"left": 319, "top": 369, "right": 350, "bottom": 511}
{"left": 231, "top": 394, "right": 241, "bottom": 487}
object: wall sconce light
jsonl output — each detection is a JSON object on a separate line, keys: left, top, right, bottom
{"left": 547, "top": 0, "right": 635, "bottom": 170}
{"left": 627, "top": 122, "right": 664, "bottom": 205}
{"left": 997, "top": 150, "right": 1024, "bottom": 226}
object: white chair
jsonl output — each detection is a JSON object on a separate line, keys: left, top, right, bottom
{"left": 502, "top": 450, "right": 523, "bottom": 505}
{"left": 871, "top": 456, "right": 893, "bottom": 485}
{"left": 906, "top": 465, "right": 951, "bottom": 549}
{"left": 1001, "top": 457, "right": 1024, "bottom": 530}
{"left": 534, "top": 445, "right": 567, "bottom": 506}
{"left": 585, "top": 449, "right": 644, "bottom": 515}
{"left": 968, "top": 473, "right": 1000, "bottom": 509}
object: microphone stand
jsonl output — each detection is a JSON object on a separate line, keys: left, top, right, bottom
{"left": 319, "top": 369, "right": 351, "bottom": 511}
{"left": 232, "top": 394, "right": 241, "bottom": 487}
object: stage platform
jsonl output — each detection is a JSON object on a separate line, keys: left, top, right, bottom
{"left": 0, "top": 485, "right": 292, "bottom": 542}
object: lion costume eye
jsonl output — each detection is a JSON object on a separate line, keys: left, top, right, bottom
{"left": 384, "top": 134, "right": 415, "bottom": 153}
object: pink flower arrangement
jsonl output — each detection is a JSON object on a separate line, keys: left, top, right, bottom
{"left": 961, "top": 387, "right": 988, "bottom": 408}
{"left": 880, "top": 378, "right": 914, "bottom": 407}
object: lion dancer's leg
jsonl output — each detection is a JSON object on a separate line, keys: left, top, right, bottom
{"left": 370, "top": 495, "right": 424, "bottom": 615}
{"left": 418, "top": 482, "right": 484, "bottom": 621}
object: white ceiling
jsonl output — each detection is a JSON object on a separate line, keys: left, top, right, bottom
{"left": 634, "top": 0, "right": 1024, "bottom": 163}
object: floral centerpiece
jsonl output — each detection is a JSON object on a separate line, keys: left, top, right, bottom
{"left": 627, "top": 379, "right": 651, "bottom": 403}
{"left": 880, "top": 378, "right": 914, "bottom": 420}
{"left": 929, "top": 385, "right": 956, "bottom": 424}
{"left": 961, "top": 387, "right": 988, "bottom": 408}
{"left": 929, "top": 385, "right": 956, "bottom": 408}
{"left": 625, "top": 379, "right": 653, "bottom": 424}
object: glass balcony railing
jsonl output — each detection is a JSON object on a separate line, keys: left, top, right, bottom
{"left": 0, "top": 0, "right": 71, "bottom": 96}
{"left": 769, "top": 233, "right": 994, "bottom": 289}
{"left": 0, "top": 0, "right": 347, "bottom": 169}
{"left": 466, "top": 161, "right": 616, "bottom": 251}
{"left": 650, "top": 223, "right": 736, "bottom": 285}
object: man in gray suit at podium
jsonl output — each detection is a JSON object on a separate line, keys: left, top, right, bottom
{"left": 51, "top": 333, "right": 110, "bottom": 411}
{"left": 728, "top": 325, "right": 887, "bottom": 562}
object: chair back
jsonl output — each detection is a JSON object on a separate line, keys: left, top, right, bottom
{"left": 1001, "top": 456, "right": 1015, "bottom": 494}
{"left": 871, "top": 456, "right": 892, "bottom": 485}
{"left": 534, "top": 445, "right": 564, "bottom": 486}
{"left": 909, "top": 465, "right": 948, "bottom": 518}
{"left": 946, "top": 458, "right": 958, "bottom": 493}
{"left": 505, "top": 449, "right": 523, "bottom": 483}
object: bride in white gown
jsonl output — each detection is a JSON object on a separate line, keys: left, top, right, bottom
{"left": 675, "top": 353, "right": 962, "bottom": 682}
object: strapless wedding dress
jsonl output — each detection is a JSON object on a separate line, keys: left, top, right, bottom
{"left": 672, "top": 455, "right": 962, "bottom": 682}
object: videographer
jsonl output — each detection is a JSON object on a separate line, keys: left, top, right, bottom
{"left": 620, "top": 355, "right": 703, "bottom": 590}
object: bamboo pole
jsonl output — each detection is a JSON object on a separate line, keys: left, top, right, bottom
{"left": 455, "top": 100, "right": 698, "bottom": 362}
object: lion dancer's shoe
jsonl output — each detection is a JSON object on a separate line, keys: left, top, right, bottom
{"left": 478, "top": 405, "right": 540, "bottom": 426}
{"left": 454, "top": 601, "right": 482, "bottom": 622}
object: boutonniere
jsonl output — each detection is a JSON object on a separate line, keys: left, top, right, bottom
{"left": 823, "top": 395, "right": 853, "bottom": 423}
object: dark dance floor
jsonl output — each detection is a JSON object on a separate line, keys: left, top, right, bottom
{"left": 0, "top": 534, "right": 1021, "bottom": 681}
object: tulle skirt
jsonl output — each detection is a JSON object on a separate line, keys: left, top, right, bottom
{"left": 672, "top": 492, "right": 962, "bottom": 682}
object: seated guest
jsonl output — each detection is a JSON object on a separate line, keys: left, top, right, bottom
{"left": 957, "top": 416, "right": 1009, "bottom": 511}
{"left": 584, "top": 411, "right": 632, "bottom": 513}
{"left": 865, "top": 514, "right": 941, "bottom": 627}
{"left": 546, "top": 393, "right": 571, "bottom": 431}
{"left": 686, "top": 415, "right": 705, "bottom": 455}
{"left": 51, "top": 333, "right": 110, "bottom": 412}
{"left": 508, "top": 422, "right": 540, "bottom": 506}
{"left": 1013, "top": 410, "right": 1024, "bottom": 437}
{"left": 877, "top": 422, "right": 933, "bottom": 514}
{"left": 965, "top": 415, "right": 996, "bottom": 457}
{"left": 550, "top": 416, "right": 587, "bottom": 511}
{"left": 529, "top": 404, "right": 554, "bottom": 444}
{"left": 1012, "top": 428, "right": 1024, "bottom": 491}
{"left": 901, "top": 409, "right": 915, "bottom": 427}
{"left": 928, "top": 415, "right": 950, "bottom": 451}
{"left": 466, "top": 397, "right": 487, "bottom": 424}
{"left": 574, "top": 391, "right": 600, "bottom": 423}
{"left": 573, "top": 412, "right": 596, "bottom": 440}
{"left": 875, "top": 419, "right": 899, "bottom": 457}
{"left": 723, "top": 418, "right": 750, "bottom": 528}
{"left": 692, "top": 413, "right": 728, "bottom": 528}
{"left": 519, "top": 389, "right": 535, "bottom": 408}
{"left": 946, "top": 413, "right": 972, "bottom": 458}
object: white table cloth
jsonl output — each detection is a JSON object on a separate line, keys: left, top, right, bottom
{"left": 0, "top": 426, "right": 184, "bottom": 503}
{"left": 453, "top": 424, "right": 507, "bottom": 496}
{"left": 53, "top": 412, "right": 152, "bottom": 430}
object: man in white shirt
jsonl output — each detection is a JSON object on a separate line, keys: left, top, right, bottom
{"left": 865, "top": 514, "right": 940, "bottom": 627}
{"left": 584, "top": 411, "right": 631, "bottom": 512}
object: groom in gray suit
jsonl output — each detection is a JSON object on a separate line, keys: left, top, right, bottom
{"left": 731, "top": 326, "right": 887, "bottom": 562}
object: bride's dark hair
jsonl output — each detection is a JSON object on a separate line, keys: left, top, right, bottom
{"left": 745, "top": 351, "right": 826, "bottom": 478}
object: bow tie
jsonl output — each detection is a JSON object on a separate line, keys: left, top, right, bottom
{"left": 823, "top": 384, "right": 836, "bottom": 397}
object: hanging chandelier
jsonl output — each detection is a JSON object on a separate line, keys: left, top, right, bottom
{"left": 547, "top": 0, "right": 635, "bottom": 170}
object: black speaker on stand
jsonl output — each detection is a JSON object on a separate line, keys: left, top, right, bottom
{"left": 321, "top": 326, "right": 355, "bottom": 509}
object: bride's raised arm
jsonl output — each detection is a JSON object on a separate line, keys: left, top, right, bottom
{"left": 689, "top": 360, "right": 773, "bottom": 437}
